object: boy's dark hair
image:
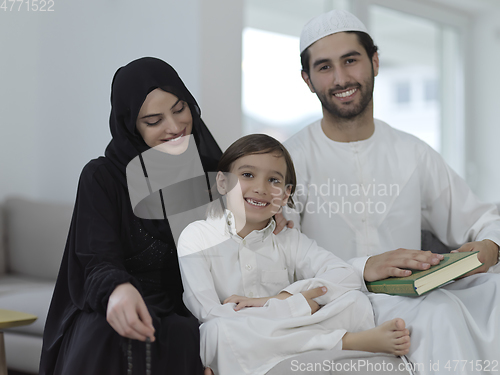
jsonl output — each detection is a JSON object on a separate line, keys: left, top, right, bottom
{"left": 217, "top": 134, "right": 296, "bottom": 208}
{"left": 300, "top": 31, "right": 378, "bottom": 76}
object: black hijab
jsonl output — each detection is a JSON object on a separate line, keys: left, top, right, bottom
{"left": 104, "top": 57, "right": 222, "bottom": 242}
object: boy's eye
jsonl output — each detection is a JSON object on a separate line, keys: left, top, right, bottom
{"left": 269, "top": 177, "right": 281, "bottom": 184}
{"left": 319, "top": 65, "right": 330, "bottom": 71}
{"left": 345, "top": 58, "right": 356, "bottom": 64}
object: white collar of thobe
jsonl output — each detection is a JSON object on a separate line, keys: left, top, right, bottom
{"left": 318, "top": 118, "right": 383, "bottom": 149}
{"left": 206, "top": 209, "right": 276, "bottom": 243}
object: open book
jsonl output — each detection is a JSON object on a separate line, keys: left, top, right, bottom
{"left": 366, "top": 251, "right": 482, "bottom": 296}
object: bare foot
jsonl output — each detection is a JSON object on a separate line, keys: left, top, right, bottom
{"left": 342, "top": 318, "right": 410, "bottom": 356}
{"left": 204, "top": 368, "right": 214, "bottom": 375}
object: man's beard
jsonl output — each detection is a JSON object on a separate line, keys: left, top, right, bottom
{"left": 315, "top": 68, "right": 375, "bottom": 121}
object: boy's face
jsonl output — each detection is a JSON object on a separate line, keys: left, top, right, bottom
{"left": 217, "top": 153, "right": 291, "bottom": 236}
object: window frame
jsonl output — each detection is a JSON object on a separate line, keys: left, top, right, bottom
{"left": 351, "top": 0, "right": 470, "bottom": 176}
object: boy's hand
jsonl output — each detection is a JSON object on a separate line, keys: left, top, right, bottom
{"left": 301, "top": 286, "right": 327, "bottom": 314}
{"left": 223, "top": 295, "right": 269, "bottom": 311}
{"left": 223, "top": 291, "right": 292, "bottom": 311}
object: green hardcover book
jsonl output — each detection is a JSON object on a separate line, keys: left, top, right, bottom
{"left": 366, "top": 251, "right": 483, "bottom": 296}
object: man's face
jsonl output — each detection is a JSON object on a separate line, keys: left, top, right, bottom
{"left": 302, "top": 32, "right": 379, "bottom": 120}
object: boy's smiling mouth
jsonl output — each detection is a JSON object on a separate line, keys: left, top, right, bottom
{"left": 245, "top": 198, "right": 269, "bottom": 207}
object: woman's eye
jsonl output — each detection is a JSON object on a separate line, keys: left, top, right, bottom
{"left": 173, "top": 102, "right": 186, "bottom": 114}
{"left": 242, "top": 172, "right": 253, "bottom": 178}
{"left": 146, "top": 119, "right": 161, "bottom": 126}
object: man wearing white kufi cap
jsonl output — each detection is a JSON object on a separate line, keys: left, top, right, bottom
{"left": 284, "top": 9, "right": 500, "bottom": 373}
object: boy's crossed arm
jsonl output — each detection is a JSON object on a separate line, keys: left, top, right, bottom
{"left": 223, "top": 287, "right": 327, "bottom": 314}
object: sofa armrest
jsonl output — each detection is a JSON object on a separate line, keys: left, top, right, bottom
{"left": 5, "top": 197, "right": 73, "bottom": 280}
{"left": 420, "top": 229, "right": 450, "bottom": 254}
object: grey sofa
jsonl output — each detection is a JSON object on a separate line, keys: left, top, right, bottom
{"left": 0, "top": 197, "right": 73, "bottom": 374}
{"left": 0, "top": 196, "right": 497, "bottom": 374}
{"left": 0, "top": 197, "right": 410, "bottom": 375}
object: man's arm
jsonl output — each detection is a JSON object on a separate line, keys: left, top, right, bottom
{"left": 418, "top": 144, "right": 500, "bottom": 274}
{"left": 273, "top": 211, "right": 294, "bottom": 235}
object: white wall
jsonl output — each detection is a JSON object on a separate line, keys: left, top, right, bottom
{"left": 468, "top": 9, "right": 500, "bottom": 202}
{"left": 0, "top": 0, "right": 242, "bottom": 203}
{"left": 1, "top": 0, "right": 499, "bottom": 204}
{"left": 199, "top": 0, "right": 243, "bottom": 152}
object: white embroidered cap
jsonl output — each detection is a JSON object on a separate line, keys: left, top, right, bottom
{"left": 300, "top": 9, "right": 369, "bottom": 54}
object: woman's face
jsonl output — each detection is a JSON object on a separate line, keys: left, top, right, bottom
{"left": 136, "top": 89, "right": 193, "bottom": 154}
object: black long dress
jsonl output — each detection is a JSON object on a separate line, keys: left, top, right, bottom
{"left": 39, "top": 58, "right": 222, "bottom": 375}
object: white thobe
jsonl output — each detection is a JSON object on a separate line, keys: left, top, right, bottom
{"left": 177, "top": 211, "right": 375, "bottom": 375}
{"left": 284, "top": 119, "right": 500, "bottom": 374}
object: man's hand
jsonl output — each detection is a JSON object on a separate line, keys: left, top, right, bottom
{"left": 273, "top": 211, "right": 294, "bottom": 235}
{"left": 364, "top": 249, "right": 444, "bottom": 282}
{"left": 223, "top": 291, "right": 292, "bottom": 311}
{"left": 451, "top": 239, "right": 499, "bottom": 276}
{"left": 301, "top": 286, "right": 327, "bottom": 314}
{"left": 107, "top": 282, "right": 155, "bottom": 342}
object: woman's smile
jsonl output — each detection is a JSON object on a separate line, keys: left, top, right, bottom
{"left": 160, "top": 128, "right": 188, "bottom": 145}
{"left": 136, "top": 89, "right": 193, "bottom": 149}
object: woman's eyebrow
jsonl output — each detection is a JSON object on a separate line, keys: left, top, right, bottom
{"left": 139, "top": 113, "right": 162, "bottom": 119}
{"left": 139, "top": 100, "right": 183, "bottom": 119}
{"left": 170, "top": 99, "right": 182, "bottom": 110}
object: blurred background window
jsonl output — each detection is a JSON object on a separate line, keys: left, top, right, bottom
{"left": 242, "top": 0, "right": 464, "bottom": 175}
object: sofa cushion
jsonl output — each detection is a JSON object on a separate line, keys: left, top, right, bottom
{"left": 5, "top": 197, "right": 73, "bottom": 280}
{"left": 0, "top": 275, "right": 54, "bottom": 336}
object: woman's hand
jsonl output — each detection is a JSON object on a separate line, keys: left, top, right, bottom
{"left": 106, "top": 282, "right": 156, "bottom": 342}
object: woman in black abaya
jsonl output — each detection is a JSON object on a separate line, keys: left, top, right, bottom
{"left": 39, "top": 57, "right": 222, "bottom": 375}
